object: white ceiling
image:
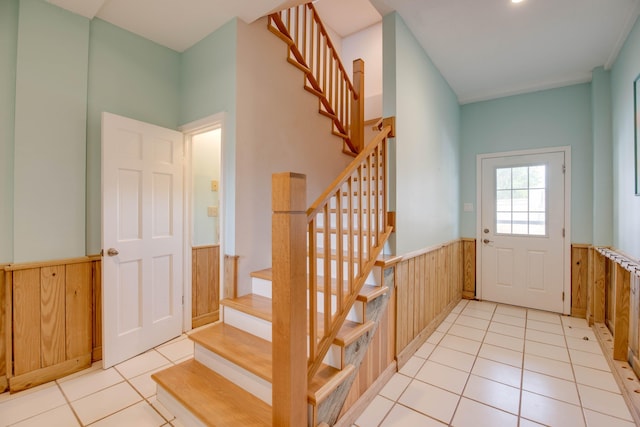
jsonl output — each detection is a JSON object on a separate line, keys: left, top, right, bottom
{"left": 47, "top": 0, "right": 640, "bottom": 104}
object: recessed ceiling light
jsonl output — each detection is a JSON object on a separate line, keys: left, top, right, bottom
{"left": 512, "top": 0, "right": 524, "bottom": 3}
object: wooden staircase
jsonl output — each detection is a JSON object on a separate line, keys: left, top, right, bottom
{"left": 152, "top": 3, "right": 395, "bottom": 426}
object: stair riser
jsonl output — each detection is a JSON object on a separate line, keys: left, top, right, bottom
{"left": 223, "top": 305, "right": 347, "bottom": 369}
{"left": 156, "top": 386, "right": 207, "bottom": 427}
{"left": 195, "top": 344, "right": 273, "bottom": 405}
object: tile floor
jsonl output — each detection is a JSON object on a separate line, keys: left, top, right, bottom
{"left": 0, "top": 334, "right": 194, "bottom": 427}
{"left": 355, "top": 299, "right": 637, "bottom": 427}
{"left": 0, "top": 300, "right": 636, "bottom": 427}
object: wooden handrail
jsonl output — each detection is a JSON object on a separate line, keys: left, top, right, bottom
{"left": 306, "top": 125, "right": 392, "bottom": 379}
{"left": 268, "top": 3, "right": 365, "bottom": 154}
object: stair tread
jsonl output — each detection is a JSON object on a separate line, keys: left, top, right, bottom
{"left": 222, "top": 291, "right": 373, "bottom": 346}
{"left": 221, "top": 294, "right": 272, "bottom": 322}
{"left": 308, "top": 364, "right": 356, "bottom": 405}
{"left": 250, "top": 268, "right": 387, "bottom": 303}
{"left": 152, "top": 360, "right": 271, "bottom": 427}
{"left": 190, "top": 323, "right": 272, "bottom": 382}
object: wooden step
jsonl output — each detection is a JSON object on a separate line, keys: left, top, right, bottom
{"left": 308, "top": 364, "right": 356, "bottom": 406}
{"left": 152, "top": 360, "right": 271, "bottom": 427}
{"left": 221, "top": 293, "right": 272, "bottom": 322}
{"left": 250, "top": 268, "right": 386, "bottom": 303}
{"left": 222, "top": 290, "right": 373, "bottom": 347}
{"left": 190, "top": 323, "right": 272, "bottom": 382}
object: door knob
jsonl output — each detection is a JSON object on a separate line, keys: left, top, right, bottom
{"left": 107, "top": 248, "right": 119, "bottom": 256}
{"left": 484, "top": 228, "right": 490, "bottom": 233}
{"left": 483, "top": 239, "right": 492, "bottom": 244}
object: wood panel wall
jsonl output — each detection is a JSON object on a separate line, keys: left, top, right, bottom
{"left": 4, "top": 257, "right": 100, "bottom": 392}
{"left": 395, "top": 240, "right": 463, "bottom": 367}
{"left": 1, "top": 265, "right": 7, "bottom": 393}
{"left": 462, "top": 239, "right": 476, "bottom": 299}
{"left": 571, "top": 244, "right": 589, "bottom": 318}
{"left": 192, "top": 245, "right": 220, "bottom": 328}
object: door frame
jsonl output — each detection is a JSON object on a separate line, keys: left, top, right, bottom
{"left": 180, "top": 112, "right": 227, "bottom": 330}
{"left": 476, "top": 146, "right": 572, "bottom": 314}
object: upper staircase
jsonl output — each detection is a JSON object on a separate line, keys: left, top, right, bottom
{"left": 152, "top": 3, "right": 394, "bottom": 426}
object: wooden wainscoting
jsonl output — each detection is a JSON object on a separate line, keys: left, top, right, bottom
{"left": 1, "top": 264, "right": 7, "bottom": 392}
{"left": 395, "top": 240, "right": 464, "bottom": 367}
{"left": 571, "top": 244, "right": 590, "bottom": 318}
{"left": 4, "top": 257, "right": 100, "bottom": 393}
{"left": 462, "top": 238, "right": 476, "bottom": 299}
{"left": 192, "top": 245, "right": 220, "bottom": 328}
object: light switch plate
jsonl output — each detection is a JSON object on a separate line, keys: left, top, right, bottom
{"left": 207, "top": 206, "right": 218, "bottom": 217}
{"left": 211, "top": 180, "right": 219, "bottom": 191}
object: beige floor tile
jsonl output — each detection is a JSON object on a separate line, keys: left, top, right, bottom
{"left": 524, "top": 354, "right": 574, "bottom": 381}
{"left": 379, "top": 374, "right": 411, "bottom": 401}
{"left": 415, "top": 360, "right": 470, "bottom": 394}
{"left": 561, "top": 316, "right": 590, "bottom": 329}
{"left": 461, "top": 307, "right": 494, "bottom": 320}
{"left": 380, "top": 404, "right": 446, "bottom": 427}
{"left": 484, "top": 331, "right": 524, "bottom": 352}
{"left": 447, "top": 324, "right": 487, "bottom": 342}
{"left": 526, "top": 310, "right": 561, "bottom": 324}
{"left": 90, "top": 401, "right": 166, "bottom": 427}
{"left": 452, "top": 397, "right": 518, "bottom": 427}
{"left": 525, "top": 329, "right": 567, "bottom": 347}
{"left": 478, "top": 343, "right": 523, "bottom": 368}
{"left": 492, "top": 313, "right": 526, "bottom": 327}
{"left": 569, "top": 349, "right": 610, "bottom": 372}
{"left": 429, "top": 346, "right": 476, "bottom": 372}
{"left": 522, "top": 370, "right": 580, "bottom": 405}
{"left": 436, "top": 321, "right": 453, "bottom": 333}
{"left": 71, "top": 382, "right": 142, "bottom": 425}
{"left": 155, "top": 339, "right": 194, "bottom": 363}
{"left": 495, "top": 305, "right": 527, "bottom": 319}
{"left": 398, "top": 356, "right": 426, "bottom": 377}
{"left": 450, "top": 300, "right": 468, "bottom": 314}
{"left": 115, "top": 351, "right": 172, "bottom": 379}
{"left": 466, "top": 300, "right": 497, "bottom": 313}
{"left": 58, "top": 367, "right": 124, "bottom": 402}
{"left": 398, "top": 380, "right": 459, "bottom": 425}
{"left": 526, "top": 319, "right": 564, "bottom": 335}
{"left": 565, "top": 336, "right": 603, "bottom": 354}
{"left": 414, "top": 341, "right": 436, "bottom": 359}
{"left": 564, "top": 326, "right": 596, "bottom": 340}
{"left": 462, "top": 375, "right": 520, "bottom": 415}
{"left": 439, "top": 334, "right": 482, "bottom": 356}
{"left": 454, "top": 315, "right": 490, "bottom": 331}
{"left": 518, "top": 418, "right": 546, "bottom": 426}
{"left": 524, "top": 340, "right": 570, "bottom": 363}
{"left": 520, "top": 391, "right": 585, "bottom": 427}
{"left": 0, "top": 383, "right": 66, "bottom": 427}
{"left": 472, "top": 357, "right": 522, "bottom": 388}
{"left": 147, "top": 396, "right": 175, "bottom": 422}
{"left": 573, "top": 365, "right": 620, "bottom": 393}
{"left": 129, "top": 366, "right": 171, "bottom": 399}
{"left": 577, "top": 384, "right": 633, "bottom": 421}
{"left": 583, "top": 409, "right": 637, "bottom": 427}
{"left": 426, "top": 331, "right": 445, "bottom": 345}
{"left": 488, "top": 322, "right": 525, "bottom": 339}
{"left": 355, "top": 395, "right": 394, "bottom": 427}
{"left": 7, "top": 404, "right": 79, "bottom": 427}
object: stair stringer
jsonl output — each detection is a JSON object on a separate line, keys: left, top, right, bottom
{"left": 313, "top": 287, "right": 390, "bottom": 426}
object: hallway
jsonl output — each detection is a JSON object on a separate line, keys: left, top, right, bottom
{"left": 0, "top": 299, "right": 636, "bottom": 426}
{"left": 355, "top": 299, "right": 635, "bottom": 426}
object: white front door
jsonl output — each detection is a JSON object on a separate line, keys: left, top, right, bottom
{"left": 479, "top": 150, "right": 567, "bottom": 313}
{"left": 102, "top": 112, "right": 184, "bottom": 368}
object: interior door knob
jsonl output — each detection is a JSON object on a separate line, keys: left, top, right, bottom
{"left": 107, "top": 248, "right": 119, "bottom": 256}
{"left": 483, "top": 239, "right": 492, "bottom": 244}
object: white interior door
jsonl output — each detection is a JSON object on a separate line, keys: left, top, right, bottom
{"left": 479, "top": 150, "right": 567, "bottom": 313}
{"left": 102, "top": 112, "right": 184, "bottom": 368}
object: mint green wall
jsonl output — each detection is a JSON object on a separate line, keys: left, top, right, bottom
{"left": 0, "top": 0, "right": 18, "bottom": 264}
{"left": 460, "top": 84, "right": 593, "bottom": 243}
{"left": 591, "top": 67, "right": 613, "bottom": 246}
{"left": 383, "top": 13, "right": 461, "bottom": 255}
{"left": 13, "top": 0, "right": 89, "bottom": 262}
{"left": 86, "top": 18, "right": 181, "bottom": 255}
{"left": 611, "top": 17, "right": 640, "bottom": 259}
{"left": 180, "top": 18, "right": 237, "bottom": 253}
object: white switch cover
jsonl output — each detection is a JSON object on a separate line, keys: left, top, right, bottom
{"left": 463, "top": 203, "right": 474, "bottom": 212}
{"left": 207, "top": 206, "right": 218, "bottom": 217}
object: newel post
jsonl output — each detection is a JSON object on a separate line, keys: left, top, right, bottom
{"left": 351, "top": 58, "right": 365, "bottom": 153}
{"left": 272, "top": 172, "right": 308, "bottom": 427}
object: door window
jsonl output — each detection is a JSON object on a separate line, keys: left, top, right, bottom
{"left": 495, "top": 164, "right": 546, "bottom": 236}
